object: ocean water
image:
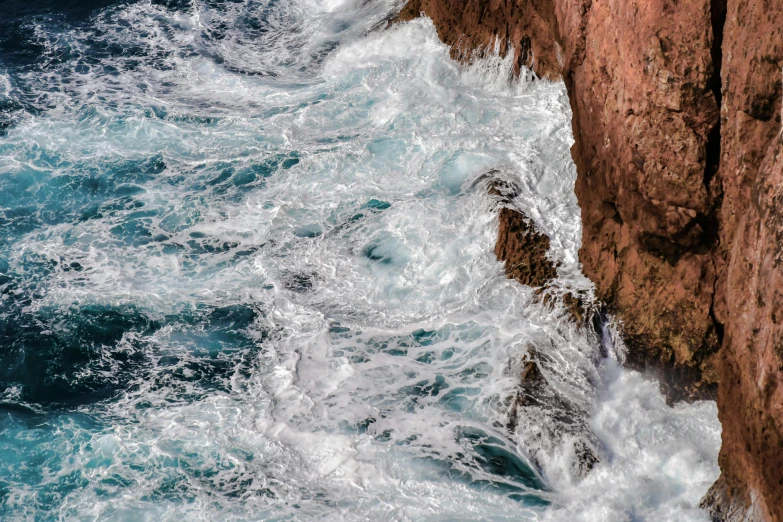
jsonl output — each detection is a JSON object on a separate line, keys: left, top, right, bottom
{"left": 0, "top": 0, "right": 722, "bottom": 520}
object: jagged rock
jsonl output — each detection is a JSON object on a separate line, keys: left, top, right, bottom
{"left": 401, "top": 0, "right": 721, "bottom": 398}
{"left": 537, "top": 287, "right": 594, "bottom": 329}
{"left": 495, "top": 206, "right": 559, "bottom": 289}
{"left": 476, "top": 173, "right": 596, "bottom": 327}
{"left": 507, "top": 348, "right": 602, "bottom": 479}
{"left": 561, "top": 291, "right": 587, "bottom": 327}
{"left": 516, "top": 355, "right": 547, "bottom": 408}
{"left": 475, "top": 173, "right": 559, "bottom": 291}
{"left": 394, "top": 0, "right": 562, "bottom": 79}
{"left": 480, "top": 173, "right": 595, "bottom": 326}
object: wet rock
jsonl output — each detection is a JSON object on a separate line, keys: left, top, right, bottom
{"left": 495, "top": 206, "right": 558, "bottom": 289}
{"left": 481, "top": 173, "right": 594, "bottom": 325}
{"left": 506, "top": 347, "right": 602, "bottom": 479}
{"left": 403, "top": 0, "right": 721, "bottom": 402}
{"left": 283, "top": 271, "right": 316, "bottom": 292}
{"left": 479, "top": 174, "right": 603, "bottom": 478}
{"left": 476, "top": 173, "right": 558, "bottom": 289}
{"left": 561, "top": 0, "right": 723, "bottom": 405}
{"left": 394, "top": 0, "right": 562, "bottom": 79}
{"left": 572, "top": 439, "right": 599, "bottom": 476}
{"left": 515, "top": 355, "right": 546, "bottom": 409}
{"left": 537, "top": 287, "right": 594, "bottom": 329}
{"left": 561, "top": 291, "right": 587, "bottom": 327}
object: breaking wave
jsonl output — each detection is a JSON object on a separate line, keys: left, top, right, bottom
{"left": 0, "top": 1, "right": 720, "bottom": 520}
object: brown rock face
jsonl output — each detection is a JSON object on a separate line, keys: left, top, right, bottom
{"left": 400, "top": 0, "right": 783, "bottom": 518}
{"left": 705, "top": 129, "right": 783, "bottom": 521}
{"left": 564, "top": 0, "right": 724, "bottom": 403}
{"left": 703, "top": 1, "right": 783, "bottom": 519}
{"left": 396, "top": 0, "right": 562, "bottom": 79}
{"left": 495, "top": 207, "right": 558, "bottom": 288}
{"left": 405, "top": 0, "right": 724, "bottom": 401}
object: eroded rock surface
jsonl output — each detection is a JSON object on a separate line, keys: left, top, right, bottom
{"left": 495, "top": 206, "right": 558, "bottom": 288}
{"left": 479, "top": 173, "right": 603, "bottom": 479}
{"left": 564, "top": 0, "right": 723, "bottom": 403}
{"left": 405, "top": 0, "right": 723, "bottom": 402}
{"left": 396, "top": 0, "right": 562, "bottom": 79}
{"left": 704, "top": 2, "right": 783, "bottom": 517}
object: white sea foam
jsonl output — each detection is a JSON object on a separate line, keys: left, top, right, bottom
{"left": 0, "top": 1, "right": 720, "bottom": 520}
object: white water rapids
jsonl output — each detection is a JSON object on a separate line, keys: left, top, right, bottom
{"left": 0, "top": 0, "right": 721, "bottom": 520}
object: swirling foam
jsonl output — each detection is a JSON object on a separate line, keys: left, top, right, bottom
{"left": 0, "top": 1, "right": 720, "bottom": 520}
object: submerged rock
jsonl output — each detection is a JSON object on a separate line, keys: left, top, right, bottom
{"left": 283, "top": 271, "right": 316, "bottom": 292}
{"left": 473, "top": 171, "right": 603, "bottom": 480}
{"left": 506, "top": 347, "right": 603, "bottom": 480}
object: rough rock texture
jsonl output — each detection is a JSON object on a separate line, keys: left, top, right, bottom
{"left": 405, "top": 0, "right": 723, "bottom": 401}
{"left": 396, "top": 0, "right": 562, "bottom": 79}
{"left": 506, "top": 348, "right": 602, "bottom": 478}
{"left": 484, "top": 173, "right": 593, "bottom": 324}
{"left": 478, "top": 172, "right": 560, "bottom": 288}
{"left": 702, "top": 1, "right": 783, "bottom": 519}
{"left": 495, "top": 207, "right": 558, "bottom": 287}
{"left": 563, "top": 0, "right": 724, "bottom": 404}
{"left": 401, "top": 0, "right": 783, "bottom": 518}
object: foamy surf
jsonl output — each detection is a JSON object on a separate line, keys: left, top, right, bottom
{"left": 0, "top": 1, "right": 719, "bottom": 520}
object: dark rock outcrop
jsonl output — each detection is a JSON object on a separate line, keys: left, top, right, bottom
{"left": 506, "top": 347, "right": 603, "bottom": 480}
{"left": 401, "top": 0, "right": 783, "bottom": 519}
{"left": 481, "top": 172, "right": 593, "bottom": 325}
{"left": 495, "top": 206, "right": 558, "bottom": 288}
{"left": 476, "top": 172, "right": 560, "bottom": 289}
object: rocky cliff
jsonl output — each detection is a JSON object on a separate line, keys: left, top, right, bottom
{"left": 396, "top": 0, "right": 562, "bottom": 79}
{"left": 398, "top": 0, "right": 783, "bottom": 519}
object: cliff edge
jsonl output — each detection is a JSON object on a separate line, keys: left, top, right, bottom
{"left": 398, "top": 0, "right": 783, "bottom": 519}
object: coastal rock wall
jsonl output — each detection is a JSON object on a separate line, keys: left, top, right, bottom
{"left": 704, "top": 1, "right": 783, "bottom": 519}
{"left": 398, "top": 0, "right": 783, "bottom": 519}
{"left": 561, "top": 0, "right": 723, "bottom": 402}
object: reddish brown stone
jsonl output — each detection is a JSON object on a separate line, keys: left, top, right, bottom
{"left": 483, "top": 174, "right": 591, "bottom": 323}
{"left": 396, "top": 0, "right": 562, "bottom": 79}
{"left": 564, "top": 0, "right": 723, "bottom": 402}
{"left": 478, "top": 173, "right": 559, "bottom": 288}
{"left": 704, "top": 1, "right": 783, "bottom": 518}
{"left": 404, "top": 2, "right": 723, "bottom": 394}
{"left": 495, "top": 207, "right": 559, "bottom": 288}
{"left": 400, "top": 0, "right": 783, "bottom": 517}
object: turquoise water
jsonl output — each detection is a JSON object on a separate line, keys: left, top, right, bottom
{"left": 0, "top": 1, "right": 721, "bottom": 520}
